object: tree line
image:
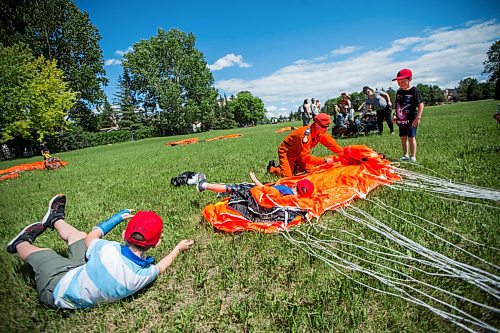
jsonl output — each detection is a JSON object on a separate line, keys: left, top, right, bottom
{"left": 1, "top": 0, "right": 498, "bottom": 157}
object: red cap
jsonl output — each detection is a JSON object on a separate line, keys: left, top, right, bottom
{"left": 296, "top": 179, "right": 314, "bottom": 197}
{"left": 124, "top": 211, "right": 163, "bottom": 247}
{"left": 392, "top": 68, "right": 412, "bottom": 81}
{"left": 314, "top": 113, "right": 331, "bottom": 127}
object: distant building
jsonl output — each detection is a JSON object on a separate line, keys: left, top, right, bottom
{"left": 443, "top": 88, "right": 459, "bottom": 102}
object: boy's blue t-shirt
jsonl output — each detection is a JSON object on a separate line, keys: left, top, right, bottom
{"left": 271, "top": 185, "right": 294, "bottom": 196}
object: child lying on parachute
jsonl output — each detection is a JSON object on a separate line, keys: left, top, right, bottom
{"left": 195, "top": 172, "right": 314, "bottom": 226}
{"left": 196, "top": 172, "right": 314, "bottom": 197}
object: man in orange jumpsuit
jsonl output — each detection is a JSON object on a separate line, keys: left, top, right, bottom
{"left": 267, "top": 113, "right": 344, "bottom": 177}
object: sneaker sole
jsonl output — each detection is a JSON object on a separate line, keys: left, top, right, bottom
{"left": 7, "top": 222, "right": 42, "bottom": 253}
{"left": 41, "top": 194, "right": 65, "bottom": 228}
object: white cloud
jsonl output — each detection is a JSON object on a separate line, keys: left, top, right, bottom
{"left": 208, "top": 53, "right": 251, "bottom": 71}
{"left": 115, "top": 46, "right": 133, "bottom": 56}
{"left": 215, "top": 20, "right": 500, "bottom": 116}
{"left": 330, "top": 46, "right": 359, "bottom": 56}
{"left": 266, "top": 105, "right": 290, "bottom": 118}
{"left": 105, "top": 59, "right": 122, "bottom": 66}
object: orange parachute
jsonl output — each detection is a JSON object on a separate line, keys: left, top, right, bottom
{"left": 202, "top": 145, "right": 400, "bottom": 233}
{"left": 274, "top": 126, "right": 296, "bottom": 133}
{"left": 165, "top": 138, "right": 199, "bottom": 146}
{"left": 0, "top": 160, "right": 68, "bottom": 181}
{"left": 204, "top": 134, "right": 242, "bottom": 142}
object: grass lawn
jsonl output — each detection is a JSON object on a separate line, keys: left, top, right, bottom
{"left": 0, "top": 100, "right": 498, "bottom": 332}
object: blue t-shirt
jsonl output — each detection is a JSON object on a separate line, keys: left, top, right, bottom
{"left": 271, "top": 185, "right": 294, "bottom": 196}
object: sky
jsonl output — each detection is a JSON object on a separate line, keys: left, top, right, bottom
{"left": 74, "top": 0, "right": 500, "bottom": 117}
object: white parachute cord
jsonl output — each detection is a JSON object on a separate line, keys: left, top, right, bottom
{"left": 392, "top": 166, "right": 500, "bottom": 201}
{"left": 369, "top": 197, "right": 500, "bottom": 251}
{"left": 281, "top": 229, "right": 498, "bottom": 332}
{"left": 294, "top": 228, "right": 500, "bottom": 312}
{"left": 344, "top": 206, "right": 500, "bottom": 284}
{"left": 367, "top": 197, "right": 500, "bottom": 269}
{"left": 341, "top": 207, "right": 500, "bottom": 298}
{"left": 305, "top": 232, "right": 462, "bottom": 277}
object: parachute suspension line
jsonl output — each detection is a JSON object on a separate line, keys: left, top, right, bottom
{"left": 280, "top": 227, "right": 498, "bottom": 333}
{"left": 341, "top": 207, "right": 500, "bottom": 297}
{"left": 392, "top": 166, "right": 500, "bottom": 202}
{"left": 367, "top": 197, "right": 500, "bottom": 264}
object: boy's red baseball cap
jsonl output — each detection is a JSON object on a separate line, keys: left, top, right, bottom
{"left": 124, "top": 211, "right": 163, "bottom": 247}
{"left": 392, "top": 68, "right": 412, "bottom": 81}
{"left": 314, "top": 113, "right": 331, "bottom": 127}
{"left": 296, "top": 179, "right": 314, "bottom": 197}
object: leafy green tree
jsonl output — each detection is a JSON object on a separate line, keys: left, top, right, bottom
{"left": 385, "top": 87, "right": 396, "bottom": 104}
{"left": 416, "top": 84, "right": 445, "bottom": 106}
{"left": 483, "top": 41, "right": 500, "bottom": 99}
{"left": 228, "top": 91, "right": 266, "bottom": 126}
{"left": 123, "top": 28, "right": 217, "bottom": 135}
{"left": 349, "top": 91, "right": 365, "bottom": 111}
{"left": 211, "top": 95, "right": 237, "bottom": 129}
{"left": 0, "top": 0, "right": 108, "bottom": 130}
{"left": 97, "top": 99, "right": 118, "bottom": 130}
{"left": 0, "top": 43, "right": 76, "bottom": 143}
{"left": 115, "top": 69, "right": 141, "bottom": 129}
{"left": 323, "top": 98, "right": 339, "bottom": 116}
{"left": 458, "top": 78, "right": 482, "bottom": 101}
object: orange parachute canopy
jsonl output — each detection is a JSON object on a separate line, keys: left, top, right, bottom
{"left": 204, "top": 134, "right": 242, "bottom": 142}
{"left": 274, "top": 126, "right": 296, "bottom": 133}
{"left": 202, "top": 145, "right": 400, "bottom": 233}
{"left": 165, "top": 138, "right": 199, "bottom": 146}
{"left": 0, "top": 160, "right": 68, "bottom": 181}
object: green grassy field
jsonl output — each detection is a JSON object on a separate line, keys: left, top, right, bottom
{"left": 0, "top": 100, "right": 498, "bottom": 332}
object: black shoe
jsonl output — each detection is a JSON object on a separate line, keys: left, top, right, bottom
{"left": 41, "top": 194, "right": 66, "bottom": 229}
{"left": 196, "top": 173, "right": 207, "bottom": 192}
{"left": 267, "top": 160, "right": 276, "bottom": 173}
{"left": 7, "top": 222, "right": 46, "bottom": 254}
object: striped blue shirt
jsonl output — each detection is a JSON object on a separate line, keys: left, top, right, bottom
{"left": 53, "top": 239, "right": 159, "bottom": 309}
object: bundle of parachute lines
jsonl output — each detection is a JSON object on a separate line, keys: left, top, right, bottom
{"left": 200, "top": 145, "right": 499, "bottom": 332}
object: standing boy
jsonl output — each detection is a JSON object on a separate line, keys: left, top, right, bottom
{"left": 6, "top": 194, "right": 194, "bottom": 309}
{"left": 392, "top": 69, "right": 424, "bottom": 163}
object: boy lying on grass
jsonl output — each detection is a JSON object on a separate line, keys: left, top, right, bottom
{"left": 6, "top": 194, "right": 194, "bottom": 309}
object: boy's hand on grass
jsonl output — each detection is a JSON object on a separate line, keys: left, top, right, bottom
{"left": 177, "top": 239, "right": 194, "bottom": 252}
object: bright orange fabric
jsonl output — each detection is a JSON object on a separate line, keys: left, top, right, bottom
{"left": 203, "top": 145, "right": 400, "bottom": 233}
{"left": 269, "top": 125, "right": 344, "bottom": 177}
{"left": 205, "top": 134, "right": 242, "bottom": 142}
{"left": 165, "top": 138, "right": 199, "bottom": 146}
{"left": 0, "top": 160, "right": 68, "bottom": 181}
{"left": 274, "top": 127, "right": 295, "bottom": 133}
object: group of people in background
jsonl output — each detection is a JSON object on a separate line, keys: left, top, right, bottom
{"left": 298, "top": 68, "right": 424, "bottom": 163}
{"left": 300, "top": 98, "right": 322, "bottom": 126}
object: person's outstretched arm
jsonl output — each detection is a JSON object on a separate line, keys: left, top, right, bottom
{"left": 249, "top": 172, "right": 264, "bottom": 187}
{"left": 157, "top": 240, "right": 194, "bottom": 274}
{"left": 85, "top": 210, "right": 134, "bottom": 247}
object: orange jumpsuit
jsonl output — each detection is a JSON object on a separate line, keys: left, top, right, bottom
{"left": 269, "top": 125, "right": 343, "bottom": 177}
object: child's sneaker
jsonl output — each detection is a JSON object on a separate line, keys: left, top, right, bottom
{"left": 41, "top": 194, "right": 66, "bottom": 229}
{"left": 196, "top": 173, "right": 207, "bottom": 192}
{"left": 410, "top": 156, "right": 417, "bottom": 163}
{"left": 6, "top": 222, "right": 46, "bottom": 254}
{"left": 266, "top": 160, "right": 275, "bottom": 173}
{"left": 401, "top": 155, "right": 410, "bottom": 161}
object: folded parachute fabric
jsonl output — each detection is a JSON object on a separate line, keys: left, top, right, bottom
{"left": 0, "top": 160, "right": 68, "bottom": 181}
{"left": 165, "top": 138, "right": 199, "bottom": 146}
{"left": 204, "top": 134, "right": 242, "bottom": 142}
{"left": 274, "top": 126, "right": 296, "bottom": 133}
{"left": 202, "top": 145, "right": 400, "bottom": 233}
